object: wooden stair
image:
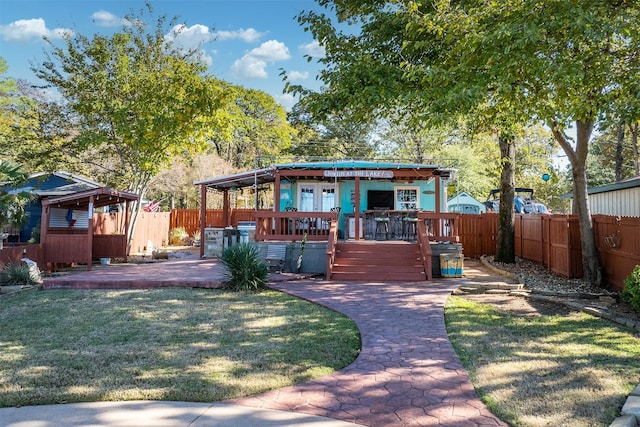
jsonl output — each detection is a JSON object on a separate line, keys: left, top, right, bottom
{"left": 331, "top": 241, "right": 426, "bottom": 282}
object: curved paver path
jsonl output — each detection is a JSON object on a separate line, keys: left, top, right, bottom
{"left": 230, "top": 278, "right": 508, "bottom": 427}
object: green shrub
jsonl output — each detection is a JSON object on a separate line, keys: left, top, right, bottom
{"left": 168, "top": 227, "right": 189, "bottom": 245}
{"left": 0, "top": 262, "right": 35, "bottom": 286}
{"left": 622, "top": 265, "right": 640, "bottom": 312}
{"left": 220, "top": 243, "right": 269, "bottom": 292}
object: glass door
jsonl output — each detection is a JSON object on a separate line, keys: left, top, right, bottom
{"left": 297, "top": 183, "right": 338, "bottom": 230}
{"left": 297, "top": 182, "right": 338, "bottom": 212}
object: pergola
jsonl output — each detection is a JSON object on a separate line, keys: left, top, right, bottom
{"left": 41, "top": 187, "right": 139, "bottom": 270}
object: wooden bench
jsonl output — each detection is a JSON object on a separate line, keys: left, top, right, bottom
{"left": 266, "top": 244, "right": 286, "bottom": 273}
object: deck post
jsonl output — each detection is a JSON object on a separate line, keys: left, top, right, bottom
{"left": 435, "top": 175, "right": 441, "bottom": 213}
{"left": 355, "top": 177, "right": 361, "bottom": 241}
{"left": 274, "top": 170, "right": 281, "bottom": 234}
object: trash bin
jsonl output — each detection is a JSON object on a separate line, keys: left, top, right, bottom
{"left": 239, "top": 230, "right": 249, "bottom": 244}
{"left": 440, "top": 254, "right": 464, "bottom": 278}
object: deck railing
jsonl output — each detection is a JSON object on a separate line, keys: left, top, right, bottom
{"left": 254, "top": 211, "right": 338, "bottom": 242}
{"left": 418, "top": 212, "right": 460, "bottom": 242}
{"left": 325, "top": 220, "right": 338, "bottom": 280}
{"left": 416, "top": 219, "right": 433, "bottom": 280}
{"left": 252, "top": 211, "right": 462, "bottom": 243}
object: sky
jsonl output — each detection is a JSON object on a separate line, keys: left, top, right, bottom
{"left": 0, "top": 0, "right": 329, "bottom": 110}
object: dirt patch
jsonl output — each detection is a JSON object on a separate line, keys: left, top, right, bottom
{"left": 455, "top": 292, "right": 576, "bottom": 317}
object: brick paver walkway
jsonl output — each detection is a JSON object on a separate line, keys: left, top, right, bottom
{"left": 231, "top": 278, "right": 508, "bottom": 427}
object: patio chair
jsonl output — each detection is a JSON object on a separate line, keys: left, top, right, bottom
{"left": 266, "top": 244, "right": 286, "bottom": 273}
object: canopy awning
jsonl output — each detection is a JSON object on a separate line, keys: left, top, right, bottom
{"left": 194, "top": 167, "right": 275, "bottom": 191}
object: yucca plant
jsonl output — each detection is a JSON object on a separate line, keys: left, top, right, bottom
{"left": 0, "top": 262, "right": 35, "bottom": 286}
{"left": 219, "top": 243, "right": 269, "bottom": 291}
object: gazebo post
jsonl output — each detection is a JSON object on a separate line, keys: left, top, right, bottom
{"left": 40, "top": 202, "right": 50, "bottom": 270}
{"left": 200, "top": 184, "right": 207, "bottom": 259}
{"left": 87, "top": 195, "right": 94, "bottom": 271}
{"left": 123, "top": 200, "right": 130, "bottom": 263}
{"left": 223, "top": 189, "right": 230, "bottom": 227}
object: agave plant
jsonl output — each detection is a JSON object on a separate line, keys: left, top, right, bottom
{"left": 219, "top": 243, "right": 269, "bottom": 292}
{"left": 0, "top": 262, "right": 36, "bottom": 286}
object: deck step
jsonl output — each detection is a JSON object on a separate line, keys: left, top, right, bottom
{"left": 330, "top": 242, "right": 426, "bottom": 282}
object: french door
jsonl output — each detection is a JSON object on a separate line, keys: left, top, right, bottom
{"left": 297, "top": 182, "right": 338, "bottom": 212}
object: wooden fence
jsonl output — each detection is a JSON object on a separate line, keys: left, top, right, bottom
{"left": 458, "top": 213, "right": 640, "bottom": 290}
{"left": 94, "top": 211, "right": 170, "bottom": 254}
{"left": 169, "top": 209, "right": 257, "bottom": 237}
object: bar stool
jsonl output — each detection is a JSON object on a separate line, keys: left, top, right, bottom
{"left": 403, "top": 210, "right": 418, "bottom": 240}
{"left": 391, "top": 213, "right": 403, "bottom": 240}
{"left": 374, "top": 210, "right": 389, "bottom": 240}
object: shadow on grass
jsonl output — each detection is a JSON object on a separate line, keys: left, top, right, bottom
{"left": 445, "top": 295, "right": 640, "bottom": 426}
{"left": 0, "top": 288, "right": 360, "bottom": 408}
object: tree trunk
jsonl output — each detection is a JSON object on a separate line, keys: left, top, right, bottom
{"left": 615, "top": 122, "right": 624, "bottom": 182}
{"left": 629, "top": 123, "right": 639, "bottom": 176}
{"left": 494, "top": 134, "right": 516, "bottom": 263}
{"left": 552, "top": 120, "right": 603, "bottom": 286}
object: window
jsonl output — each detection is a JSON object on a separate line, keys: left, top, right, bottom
{"left": 395, "top": 186, "right": 419, "bottom": 210}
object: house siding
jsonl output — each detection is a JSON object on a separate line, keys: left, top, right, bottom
{"left": 590, "top": 187, "right": 640, "bottom": 217}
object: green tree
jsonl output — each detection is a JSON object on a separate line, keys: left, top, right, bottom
{"left": 208, "top": 84, "right": 294, "bottom": 169}
{"left": 32, "top": 5, "right": 225, "bottom": 248}
{"left": 0, "top": 161, "right": 30, "bottom": 232}
{"left": 450, "top": 0, "right": 640, "bottom": 285}
{"left": 287, "top": 104, "right": 378, "bottom": 159}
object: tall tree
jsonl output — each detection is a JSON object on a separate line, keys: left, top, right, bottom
{"left": 463, "top": 0, "right": 640, "bottom": 285}
{"left": 32, "top": 5, "right": 225, "bottom": 248}
{"left": 295, "top": 0, "right": 640, "bottom": 284}
{"left": 208, "top": 84, "right": 294, "bottom": 168}
{"left": 287, "top": 103, "right": 378, "bottom": 159}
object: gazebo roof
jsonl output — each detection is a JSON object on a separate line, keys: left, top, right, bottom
{"left": 42, "top": 187, "right": 139, "bottom": 210}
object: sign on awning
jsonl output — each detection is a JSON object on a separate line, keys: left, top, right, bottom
{"left": 323, "top": 170, "right": 394, "bottom": 178}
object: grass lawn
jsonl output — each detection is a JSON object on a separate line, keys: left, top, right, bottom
{"left": 0, "top": 288, "right": 360, "bottom": 407}
{"left": 446, "top": 295, "right": 640, "bottom": 427}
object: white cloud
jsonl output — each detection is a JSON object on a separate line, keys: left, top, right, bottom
{"left": 165, "top": 24, "right": 215, "bottom": 66}
{"left": 231, "top": 56, "right": 268, "bottom": 79}
{"left": 215, "top": 28, "right": 265, "bottom": 43}
{"left": 277, "top": 93, "right": 297, "bottom": 111}
{"left": 299, "top": 40, "right": 325, "bottom": 58}
{"left": 250, "top": 40, "right": 291, "bottom": 61}
{"left": 0, "top": 18, "right": 73, "bottom": 43}
{"left": 287, "top": 71, "right": 309, "bottom": 81}
{"left": 91, "top": 11, "right": 130, "bottom": 27}
{"left": 231, "top": 40, "right": 291, "bottom": 80}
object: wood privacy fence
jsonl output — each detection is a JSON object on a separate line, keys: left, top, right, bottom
{"left": 94, "top": 211, "right": 171, "bottom": 254}
{"left": 458, "top": 213, "right": 640, "bottom": 290}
